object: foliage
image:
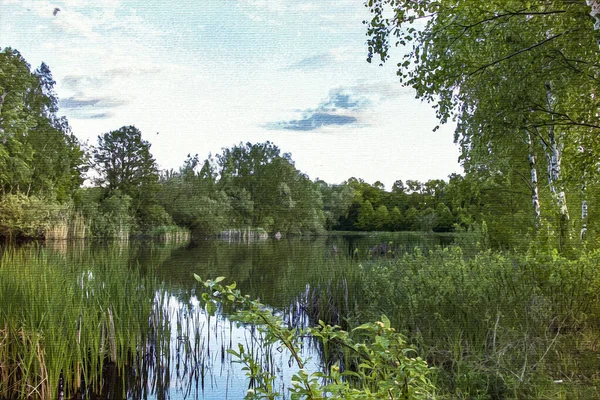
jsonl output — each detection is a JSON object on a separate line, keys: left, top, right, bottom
{"left": 0, "top": 193, "right": 65, "bottom": 239}
{"left": 340, "top": 246, "right": 600, "bottom": 398}
{"left": 0, "top": 246, "right": 170, "bottom": 400}
{"left": 0, "top": 48, "right": 86, "bottom": 199}
{"left": 364, "top": 0, "right": 600, "bottom": 247}
{"left": 92, "top": 125, "right": 170, "bottom": 233}
{"left": 158, "top": 143, "right": 325, "bottom": 235}
{"left": 196, "top": 276, "right": 434, "bottom": 399}
{"left": 93, "top": 125, "right": 158, "bottom": 195}
{"left": 72, "top": 188, "right": 134, "bottom": 238}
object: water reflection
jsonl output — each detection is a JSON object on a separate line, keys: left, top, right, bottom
{"left": 144, "top": 294, "right": 319, "bottom": 400}
{"left": 34, "top": 233, "right": 453, "bottom": 399}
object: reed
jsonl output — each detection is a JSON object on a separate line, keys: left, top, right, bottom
{"left": 68, "top": 212, "right": 88, "bottom": 239}
{"left": 149, "top": 225, "right": 191, "bottom": 244}
{"left": 218, "top": 228, "right": 269, "bottom": 242}
{"left": 44, "top": 221, "right": 69, "bottom": 241}
{"left": 0, "top": 246, "right": 171, "bottom": 399}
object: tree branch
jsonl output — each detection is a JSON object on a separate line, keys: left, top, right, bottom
{"left": 467, "top": 31, "right": 570, "bottom": 77}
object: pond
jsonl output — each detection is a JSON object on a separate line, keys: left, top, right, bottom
{"left": 1, "top": 232, "right": 454, "bottom": 400}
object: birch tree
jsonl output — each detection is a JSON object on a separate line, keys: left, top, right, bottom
{"left": 365, "top": 0, "right": 600, "bottom": 243}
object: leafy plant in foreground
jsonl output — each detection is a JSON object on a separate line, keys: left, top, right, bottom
{"left": 195, "top": 275, "right": 434, "bottom": 399}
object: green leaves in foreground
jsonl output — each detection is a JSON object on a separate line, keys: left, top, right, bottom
{"left": 194, "top": 275, "right": 434, "bottom": 399}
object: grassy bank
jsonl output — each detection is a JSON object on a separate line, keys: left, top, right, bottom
{"left": 0, "top": 246, "right": 171, "bottom": 399}
{"left": 297, "top": 246, "right": 600, "bottom": 398}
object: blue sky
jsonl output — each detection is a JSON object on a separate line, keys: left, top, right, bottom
{"left": 0, "top": 0, "right": 461, "bottom": 188}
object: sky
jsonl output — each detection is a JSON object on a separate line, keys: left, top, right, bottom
{"left": 0, "top": 0, "right": 461, "bottom": 189}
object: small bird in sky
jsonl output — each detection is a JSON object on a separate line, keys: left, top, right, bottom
{"left": 53, "top": 7, "right": 60, "bottom": 16}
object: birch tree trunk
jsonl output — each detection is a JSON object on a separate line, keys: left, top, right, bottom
{"left": 527, "top": 130, "right": 541, "bottom": 227}
{"left": 537, "top": 83, "right": 570, "bottom": 247}
{"left": 580, "top": 145, "right": 588, "bottom": 240}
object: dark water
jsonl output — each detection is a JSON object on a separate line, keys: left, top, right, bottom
{"left": 40, "top": 232, "right": 453, "bottom": 399}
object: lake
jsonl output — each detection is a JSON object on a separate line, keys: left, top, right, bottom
{"left": 1, "top": 232, "right": 453, "bottom": 400}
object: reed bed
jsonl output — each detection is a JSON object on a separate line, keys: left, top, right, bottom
{"left": 292, "top": 245, "right": 600, "bottom": 398}
{"left": 45, "top": 210, "right": 88, "bottom": 241}
{"left": 218, "top": 228, "right": 269, "bottom": 242}
{"left": 149, "top": 226, "right": 191, "bottom": 244}
{"left": 0, "top": 246, "right": 171, "bottom": 399}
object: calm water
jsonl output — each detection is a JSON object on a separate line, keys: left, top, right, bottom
{"left": 37, "top": 232, "right": 453, "bottom": 399}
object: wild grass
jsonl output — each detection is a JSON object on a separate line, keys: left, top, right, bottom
{"left": 0, "top": 245, "right": 171, "bottom": 399}
{"left": 297, "top": 245, "right": 600, "bottom": 398}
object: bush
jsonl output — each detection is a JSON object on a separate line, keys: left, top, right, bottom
{"left": 0, "top": 194, "right": 64, "bottom": 239}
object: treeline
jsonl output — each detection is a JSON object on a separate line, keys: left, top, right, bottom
{"left": 2, "top": 46, "right": 593, "bottom": 247}
{"left": 157, "top": 142, "right": 325, "bottom": 235}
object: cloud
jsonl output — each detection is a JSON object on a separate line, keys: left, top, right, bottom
{"left": 61, "top": 75, "right": 104, "bottom": 91}
{"left": 105, "top": 66, "right": 161, "bottom": 77}
{"left": 285, "top": 47, "right": 361, "bottom": 71}
{"left": 60, "top": 95, "right": 127, "bottom": 109}
{"left": 285, "top": 53, "right": 335, "bottom": 71}
{"left": 238, "top": 0, "right": 322, "bottom": 14}
{"left": 62, "top": 109, "right": 114, "bottom": 120}
{"left": 276, "top": 113, "right": 357, "bottom": 131}
{"left": 85, "top": 112, "right": 113, "bottom": 119}
{"left": 268, "top": 87, "right": 370, "bottom": 131}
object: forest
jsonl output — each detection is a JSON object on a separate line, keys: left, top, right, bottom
{"left": 0, "top": 46, "right": 543, "bottom": 247}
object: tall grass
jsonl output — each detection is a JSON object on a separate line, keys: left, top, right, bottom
{"left": 45, "top": 209, "right": 88, "bottom": 240}
{"left": 0, "top": 246, "right": 171, "bottom": 399}
{"left": 297, "top": 245, "right": 600, "bottom": 398}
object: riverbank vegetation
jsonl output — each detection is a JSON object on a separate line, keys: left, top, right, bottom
{"left": 1, "top": 45, "right": 582, "bottom": 244}
{"left": 298, "top": 245, "right": 600, "bottom": 398}
{"left": 0, "top": 246, "right": 171, "bottom": 399}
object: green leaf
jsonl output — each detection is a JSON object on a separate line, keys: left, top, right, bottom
{"left": 214, "top": 276, "right": 226, "bottom": 283}
{"left": 205, "top": 300, "right": 217, "bottom": 316}
{"left": 353, "top": 323, "right": 372, "bottom": 331}
{"left": 381, "top": 314, "right": 391, "bottom": 328}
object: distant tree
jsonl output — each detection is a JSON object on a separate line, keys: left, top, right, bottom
{"left": 318, "top": 181, "right": 355, "bottom": 230}
{"left": 374, "top": 205, "right": 390, "bottom": 230}
{"left": 93, "top": 126, "right": 161, "bottom": 230}
{"left": 391, "top": 180, "right": 405, "bottom": 193}
{"left": 405, "top": 180, "right": 422, "bottom": 194}
{"left": 93, "top": 125, "right": 159, "bottom": 196}
{"left": 355, "top": 200, "right": 376, "bottom": 231}
{"left": 389, "top": 206, "right": 404, "bottom": 231}
{"left": 404, "top": 207, "right": 419, "bottom": 231}
{"left": 216, "top": 142, "right": 324, "bottom": 233}
{"left": 434, "top": 203, "right": 454, "bottom": 232}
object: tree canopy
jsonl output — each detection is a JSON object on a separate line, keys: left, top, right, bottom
{"left": 365, "top": 0, "right": 600, "bottom": 245}
{"left": 0, "top": 48, "right": 85, "bottom": 199}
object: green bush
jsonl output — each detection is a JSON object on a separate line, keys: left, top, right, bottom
{"left": 0, "top": 193, "right": 64, "bottom": 239}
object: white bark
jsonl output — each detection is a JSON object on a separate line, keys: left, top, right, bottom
{"left": 535, "top": 83, "right": 571, "bottom": 248}
{"left": 527, "top": 130, "right": 541, "bottom": 225}
{"left": 544, "top": 83, "right": 569, "bottom": 223}
{"left": 588, "top": 0, "right": 600, "bottom": 30}
{"left": 580, "top": 145, "right": 588, "bottom": 239}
